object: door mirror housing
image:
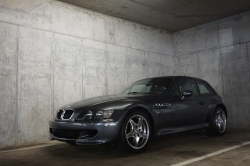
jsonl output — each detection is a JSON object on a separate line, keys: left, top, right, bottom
{"left": 183, "top": 90, "right": 192, "bottom": 97}
{"left": 181, "top": 90, "right": 193, "bottom": 100}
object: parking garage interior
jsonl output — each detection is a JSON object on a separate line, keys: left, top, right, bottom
{"left": 0, "top": 0, "right": 250, "bottom": 165}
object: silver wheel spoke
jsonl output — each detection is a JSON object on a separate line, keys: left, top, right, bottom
{"left": 134, "top": 136, "right": 140, "bottom": 147}
{"left": 126, "top": 130, "right": 134, "bottom": 138}
{"left": 137, "top": 118, "right": 143, "bottom": 128}
{"left": 140, "top": 133, "right": 147, "bottom": 138}
{"left": 220, "top": 124, "right": 224, "bottom": 131}
{"left": 130, "top": 119, "right": 137, "bottom": 130}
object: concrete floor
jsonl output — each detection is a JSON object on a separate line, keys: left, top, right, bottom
{"left": 0, "top": 130, "right": 250, "bottom": 166}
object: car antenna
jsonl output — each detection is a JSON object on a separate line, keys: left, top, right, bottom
{"left": 184, "top": 65, "right": 189, "bottom": 76}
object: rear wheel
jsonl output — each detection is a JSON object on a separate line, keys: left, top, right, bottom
{"left": 206, "top": 107, "right": 227, "bottom": 136}
{"left": 117, "top": 110, "right": 151, "bottom": 153}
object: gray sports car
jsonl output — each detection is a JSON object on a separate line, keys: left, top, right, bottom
{"left": 49, "top": 76, "right": 227, "bottom": 153}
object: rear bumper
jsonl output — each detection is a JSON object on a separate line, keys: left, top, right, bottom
{"left": 49, "top": 120, "right": 121, "bottom": 145}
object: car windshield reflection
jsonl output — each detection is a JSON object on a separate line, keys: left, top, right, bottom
{"left": 123, "top": 77, "right": 173, "bottom": 95}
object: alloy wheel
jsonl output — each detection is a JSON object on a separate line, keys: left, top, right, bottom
{"left": 125, "top": 115, "right": 149, "bottom": 149}
{"left": 215, "top": 109, "right": 227, "bottom": 133}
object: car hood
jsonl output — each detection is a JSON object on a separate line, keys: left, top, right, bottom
{"left": 60, "top": 93, "right": 156, "bottom": 110}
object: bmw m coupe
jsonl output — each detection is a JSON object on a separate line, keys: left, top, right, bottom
{"left": 49, "top": 76, "right": 227, "bottom": 153}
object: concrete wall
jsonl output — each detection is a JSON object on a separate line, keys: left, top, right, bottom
{"left": 0, "top": 0, "right": 175, "bottom": 147}
{"left": 1, "top": 0, "right": 249, "bottom": 148}
{"left": 174, "top": 12, "right": 250, "bottom": 129}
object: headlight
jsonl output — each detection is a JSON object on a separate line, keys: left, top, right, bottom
{"left": 76, "top": 110, "right": 93, "bottom": 120}
{"left": 96, "top": 110, "right": 114, "bottom": 119}
{"left": 86, "top": 110, "right": 93, "bottom": 119}
{"left": 76, "top": 110, "right": 114, "bottom": 120}
{"left": 96, "top": 111, "right": 103, "bottom": 119}
{"left": 103, "top": 110, "right": 114, "bottom": 118}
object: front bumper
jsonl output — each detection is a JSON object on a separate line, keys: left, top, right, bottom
{"left": 49, "top": 120, "right": 121, "bottom": 145}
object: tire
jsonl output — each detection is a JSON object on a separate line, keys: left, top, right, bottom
{"left": 206, "top": 107, "right": 227, "bottom": 136}
{"left": 66, "top": 141, "right": 77, "bottom": 145}
{"left": 117, "top": 110, "right": 151, "bottom": 153}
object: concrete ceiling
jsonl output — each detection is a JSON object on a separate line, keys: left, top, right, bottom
{"left": 58, "top": 0, "right": 250, "bottom": 32}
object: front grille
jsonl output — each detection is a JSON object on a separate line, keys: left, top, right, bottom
{"left": 63, "top": 110, "right": 74, "bottom": 119}
{"left": 57, "top": 109, "right": 74, "bottom": 120}
{"left": 50, "top": 129, "right": 98, "bottom": 139}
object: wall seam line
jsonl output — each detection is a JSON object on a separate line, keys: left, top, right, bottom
{"left": 0, "top": 20, "right": 173, "bottom": 57}
{"left": 81, "top": 39, "right": 84, "bottom": 100}
{"left": 16, "top": 25, "right": 20, "bottom": 146}
{"left": 219, "top": 47, "right": 225, "bottom": 102}
{"left": 126, "top": 48, "right": 129, "bottom": 85}
{"left": 52, "top": 32, "right": 55, "bottom": 117}
{"left": 105, "top": 43, "right": 108, "bottom": 95}
{"left": 176, "top": 41, "right": 250, "bottom": 57}
{"left": 246, "top": 43, "right": 250, "bottom": 84}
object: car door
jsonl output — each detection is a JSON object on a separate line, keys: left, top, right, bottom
{"left": 195, "top": 79, "right": 216, "bottom": 121}
{"left": 149, "top": 78, "right": 174, "bottom": 131}
{"left": 169, "top": 78, "right": 206, "bottom": 127}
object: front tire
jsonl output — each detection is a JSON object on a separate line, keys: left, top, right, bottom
{"left": 117, "top": 110, "right": 151, "bottom": 153}
{"left": 206, "top": 107, "right": 227, "bottom": 136}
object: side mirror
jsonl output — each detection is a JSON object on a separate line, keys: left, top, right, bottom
{"left": 181, "top": 90, "right": 193, "bottom": 100}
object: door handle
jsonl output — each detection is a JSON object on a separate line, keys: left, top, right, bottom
{"left": 199, "top": 101, "right": 204, "bottom": 105}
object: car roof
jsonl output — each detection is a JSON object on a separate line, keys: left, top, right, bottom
{"left": 140, "top": 76, "right": 212, "bottom": 84}
{"left": 144, "top": 76, "right": 204, "bottom": 81}
{"left": 143, "top": 76, "right": 217, "bottom": 94}
{"left": 133, "top": 76, "right": 217, "bottom": 95}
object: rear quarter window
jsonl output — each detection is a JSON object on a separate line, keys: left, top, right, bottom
{"left": 196, "top": 80, "right": 215, "bottom": 96}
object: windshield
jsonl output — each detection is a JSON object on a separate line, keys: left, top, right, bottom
{"left": 122, "top": 78, "right": 173, "bottom": 95}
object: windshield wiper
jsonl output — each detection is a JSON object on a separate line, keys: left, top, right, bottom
{"left": 128, "top": 92, "right": 161, "bottom": 95}
{"left": 128, "top": 92, "right": 141, "bottom": 94}
{"left": 146, "top": 92, "right": 160, "bottom": 94}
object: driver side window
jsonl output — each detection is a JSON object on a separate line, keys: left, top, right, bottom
{"left": 168, "top": 81, "right": 181, "bottom": 98}
{"left": 178, "top": 78, "right": 198, "bottom": 97}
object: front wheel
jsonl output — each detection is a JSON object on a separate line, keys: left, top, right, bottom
{"left": 206, "top": 107, "right": 227, "bottom": 136}
{"left": 117, "top": 110, "right": 151, "bottom": 153}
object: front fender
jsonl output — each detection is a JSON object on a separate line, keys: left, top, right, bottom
{"left": 122, "top": 102, "right": 158, "bottom": 137}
